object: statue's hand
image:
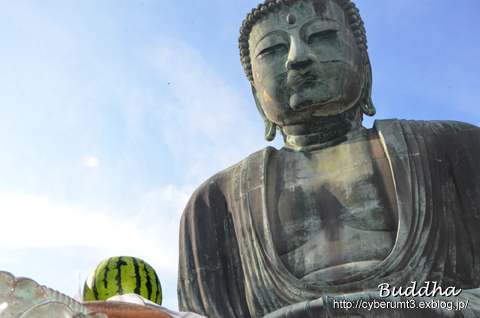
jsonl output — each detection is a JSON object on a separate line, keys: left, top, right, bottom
{"left": 263, "top": 298, "right": 330, "bottom": 318}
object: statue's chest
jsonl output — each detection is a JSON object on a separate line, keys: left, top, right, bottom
{"left": 266, "top": 135, "right": 398, "bottom": 259}
{"left": 275, "top": 165, "right": 392, "bottom": 231}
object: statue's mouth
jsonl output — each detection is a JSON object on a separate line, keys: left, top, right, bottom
{"left": 287, "top": 68, "right": 322, "bottom": 91}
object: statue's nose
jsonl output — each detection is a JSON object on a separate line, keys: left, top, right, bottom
{"left": 285, "top": 38, "right": 317, "bottom": 70}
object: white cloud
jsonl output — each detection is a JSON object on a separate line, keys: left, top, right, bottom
{"left": 0, "top": 187, "right": 190, "bottom": 310}
{"left": 0, "top": 194, "right": 132, "bottom": 247}
{"left": 0, "top": 187, "right": 190, "bottom": 274}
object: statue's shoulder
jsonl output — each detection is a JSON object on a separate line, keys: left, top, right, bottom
{"left": 182, "top": 147, "right": 275, "bottom": 216}
{"left": 419, "top": 119, "right": 480, "bottom": 135}
{"left": 198, "top": 146, "right": 272, "bottom": 190}
{"left": 375, "top": 118, "right": 480, "bottom": 140}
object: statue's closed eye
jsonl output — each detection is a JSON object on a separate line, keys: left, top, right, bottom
{"left": 307, "top": 29, "right": 337, "bottom": 45}
{"left": 257, "top": 43, "right": 288, "bottom": 57}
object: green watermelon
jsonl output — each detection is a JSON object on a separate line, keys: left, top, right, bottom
{"left": 83, "top": 256, "right": 162, "bottom": 305}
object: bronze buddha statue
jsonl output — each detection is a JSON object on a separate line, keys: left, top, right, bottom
{"left": 178, "top": 1, "right": 480, "bottom": 317}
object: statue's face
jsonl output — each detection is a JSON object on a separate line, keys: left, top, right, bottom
{"left": 249, "top": 0, "right": 364, "bottom": 126}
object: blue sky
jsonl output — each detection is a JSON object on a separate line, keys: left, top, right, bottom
{"left": 0, "top": 0, "right": 479, "bottom": 311}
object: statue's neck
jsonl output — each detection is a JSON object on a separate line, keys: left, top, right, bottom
{"left": 281, "top": 107, "right": 364, "bottom": 151}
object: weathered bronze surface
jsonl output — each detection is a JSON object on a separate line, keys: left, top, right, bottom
{"left": 178, "top": 1, "right": 480, "bottom": 317}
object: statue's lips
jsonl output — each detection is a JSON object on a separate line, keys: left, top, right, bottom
{"left": 287, "top": 68, "right": 322, "bottom": 91}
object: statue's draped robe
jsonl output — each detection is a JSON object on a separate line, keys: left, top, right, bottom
{"left": 178, "top": 119, "right": 480, "bottom": 318}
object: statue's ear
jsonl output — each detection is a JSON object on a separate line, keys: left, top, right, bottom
{"left": 251, "top": 85, "right": 277, "bottom": 141}
{"left": 360, "top": 54, "right": 376, "bottom": 116}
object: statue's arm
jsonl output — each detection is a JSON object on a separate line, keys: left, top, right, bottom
{"left": 178, "top": 173, "right": 250, "bottom": 318}
{"left": 423, "top": 120, "right": 480, "bottom": 215}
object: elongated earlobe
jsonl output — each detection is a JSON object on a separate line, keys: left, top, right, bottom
{"left": 252, "top": 85, "right": 277, "bottom": 141}
{"left": 265, "top": 120, "right": 277, "bottom": 141}
{"left": 361, "top": 97, "right": 376, "bottom": 116}
{"left": 360, "top": 54, "right": 376, "bottom": 116}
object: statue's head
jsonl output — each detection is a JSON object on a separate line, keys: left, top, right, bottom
{"left": 239, "top": 0, "right": 375, "bottom": 141}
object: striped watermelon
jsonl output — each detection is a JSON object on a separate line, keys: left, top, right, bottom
{"left": 83, "top": 256, "right": 162, "bottom": 305}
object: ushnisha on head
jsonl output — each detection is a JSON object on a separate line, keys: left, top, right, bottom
{"left": 239, "top": 0, "right": 376, "bottom": 143}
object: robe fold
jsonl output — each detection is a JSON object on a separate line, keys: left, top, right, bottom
{"left": 178, "top": 119, "right": 480, "bottom": 317}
